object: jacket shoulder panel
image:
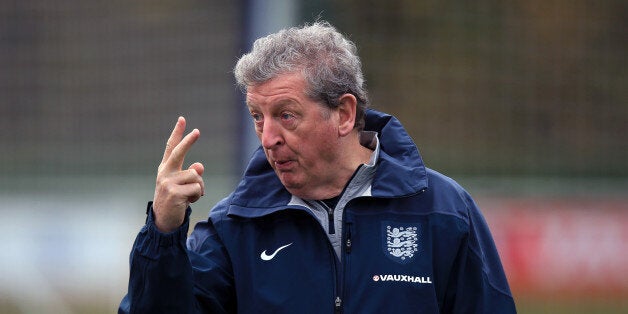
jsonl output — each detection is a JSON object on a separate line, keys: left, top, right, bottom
{"left": 422, "top": 168, "right": 475, "bottom": 224}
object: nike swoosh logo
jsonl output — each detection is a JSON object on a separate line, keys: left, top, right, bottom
{"left": 260, "top": 243, "right": 293, "bottom": 261}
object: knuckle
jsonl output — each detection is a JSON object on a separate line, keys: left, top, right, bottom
{"left": 155, "top": 173, "right": 167, "bottom": 185}
{"left": 163, "top": 182, "right": 176, "bottom": 195}
{"left": 189, "top": 168, "right": 200, "bottom": 177}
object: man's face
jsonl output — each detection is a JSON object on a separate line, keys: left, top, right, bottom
{"left": 246, "top": 72, "right": 342, "bottom": 199}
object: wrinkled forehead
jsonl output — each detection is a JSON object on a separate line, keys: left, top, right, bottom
{"left": 244, "top": 77, "right": 331, "bottom": 119}
{"left": 245, "top": 72, "right": 311, "bottom": 103}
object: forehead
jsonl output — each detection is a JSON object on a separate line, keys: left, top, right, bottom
{"left": 246, "top": 72, "right": 309, "bottom": 106}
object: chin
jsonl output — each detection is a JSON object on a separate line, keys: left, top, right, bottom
{"left": 282, "top": 182, "right": 307, "bottom": 198}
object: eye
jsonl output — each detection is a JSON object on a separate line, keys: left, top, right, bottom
{"left": 251, "top": 112, "right": 263, "bottom": 122}
{"left": 278, "top": 111, "right": 298, "bottom": 130}
{"left": 280, "top": 112, "right": 294, "bottom": 120}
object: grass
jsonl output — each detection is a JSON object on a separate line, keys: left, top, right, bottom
{"left": 2, "top": 297, "right": 626, "bottom": 314}
{"left": 516, "top": 296, "right": 628, "bottom": 314}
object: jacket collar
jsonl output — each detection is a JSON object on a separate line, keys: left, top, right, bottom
{"left": 227, "top": 109, "right": 428, "bottom": 218}
{"left": 364, "top": 109, "right": 428, "bottom": 198}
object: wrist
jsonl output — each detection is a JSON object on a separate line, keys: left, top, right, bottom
{"left": 146, "top": 202, "right": 191, "bottom": 234}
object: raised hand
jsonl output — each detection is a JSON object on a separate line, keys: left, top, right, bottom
{"left": 152, "top": 117, "right": 205, "bottom": 233}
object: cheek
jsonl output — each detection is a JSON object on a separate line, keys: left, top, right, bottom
{"left": 296, "top": 129, "right": 338, "bottom": 164}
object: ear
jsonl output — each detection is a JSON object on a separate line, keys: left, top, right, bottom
{"left": 336, "top": 93, "right": 357, "bottom": 137}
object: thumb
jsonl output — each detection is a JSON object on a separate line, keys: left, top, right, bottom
{"left": 189, "top": 162, "right": 205, "bottom": 177}
{"left": 188, "top": 162, "right": 205, "bottom": 198}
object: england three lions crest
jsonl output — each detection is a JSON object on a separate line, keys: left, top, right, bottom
{"left": 383, "top": 222, "right": 420, "bottom": 264}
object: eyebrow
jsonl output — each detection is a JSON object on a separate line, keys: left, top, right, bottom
{"left": 247, "top": 98, "right": 299, "bottom": 111}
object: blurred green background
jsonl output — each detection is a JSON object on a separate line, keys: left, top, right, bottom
{"left": 1, "top": 0, "right": 626, "bottom": 313}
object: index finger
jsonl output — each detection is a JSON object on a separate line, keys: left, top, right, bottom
{"left": 164, "top": 128, "right": 200, "bottom": 172}
{"left": 161, "top": 116, "right": 186, "bottom": 165}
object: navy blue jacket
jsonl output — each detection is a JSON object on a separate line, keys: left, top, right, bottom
{"left": 120, "top": 110, "right": 516, "bottom": 313}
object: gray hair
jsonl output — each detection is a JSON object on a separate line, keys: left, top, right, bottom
{"left": 234, "top": 21, "right": 368, "bottom": 130}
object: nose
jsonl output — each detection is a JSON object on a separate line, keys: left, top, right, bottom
{"left": 260, "top": 119, "right": 284, "bottom": 149}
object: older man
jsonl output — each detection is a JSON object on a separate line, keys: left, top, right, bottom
{"left": 120, "top": 21, "right": 516, "bottom": 313}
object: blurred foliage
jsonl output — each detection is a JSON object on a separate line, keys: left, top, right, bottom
{"left": 1, "top": 0, "right": 626, "bottom": 178}
{"left": 324, "top": 0, "right": 627, "bottom": 176}
{"left": 0, "top": 0, "right": 240, "bottom": 177}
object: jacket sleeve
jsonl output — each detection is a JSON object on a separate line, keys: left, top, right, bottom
{"left": 118, "top": 202, "right": 235, "bottom": 314}
{"left": 443, "top": 194, "right": 517, "bottom": 314}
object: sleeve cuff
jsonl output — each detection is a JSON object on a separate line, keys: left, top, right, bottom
{"left": 134, "top": 202, "right": 192, "bottom": 258}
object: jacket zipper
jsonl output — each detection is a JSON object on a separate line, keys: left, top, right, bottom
{"left": 337, "top": 215, "right": 354, "bottom": 314}
{"left": 345, "top": 226, "right": 352, "bottom": 254}
{"left": 317, "top": 201, "right": 335, "bottom": 235}
{"left": 327, "top": 207, "right": 335, "bottom": 234}
{"left": 300, "top": 201, "right": 341, "bottom": 312}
